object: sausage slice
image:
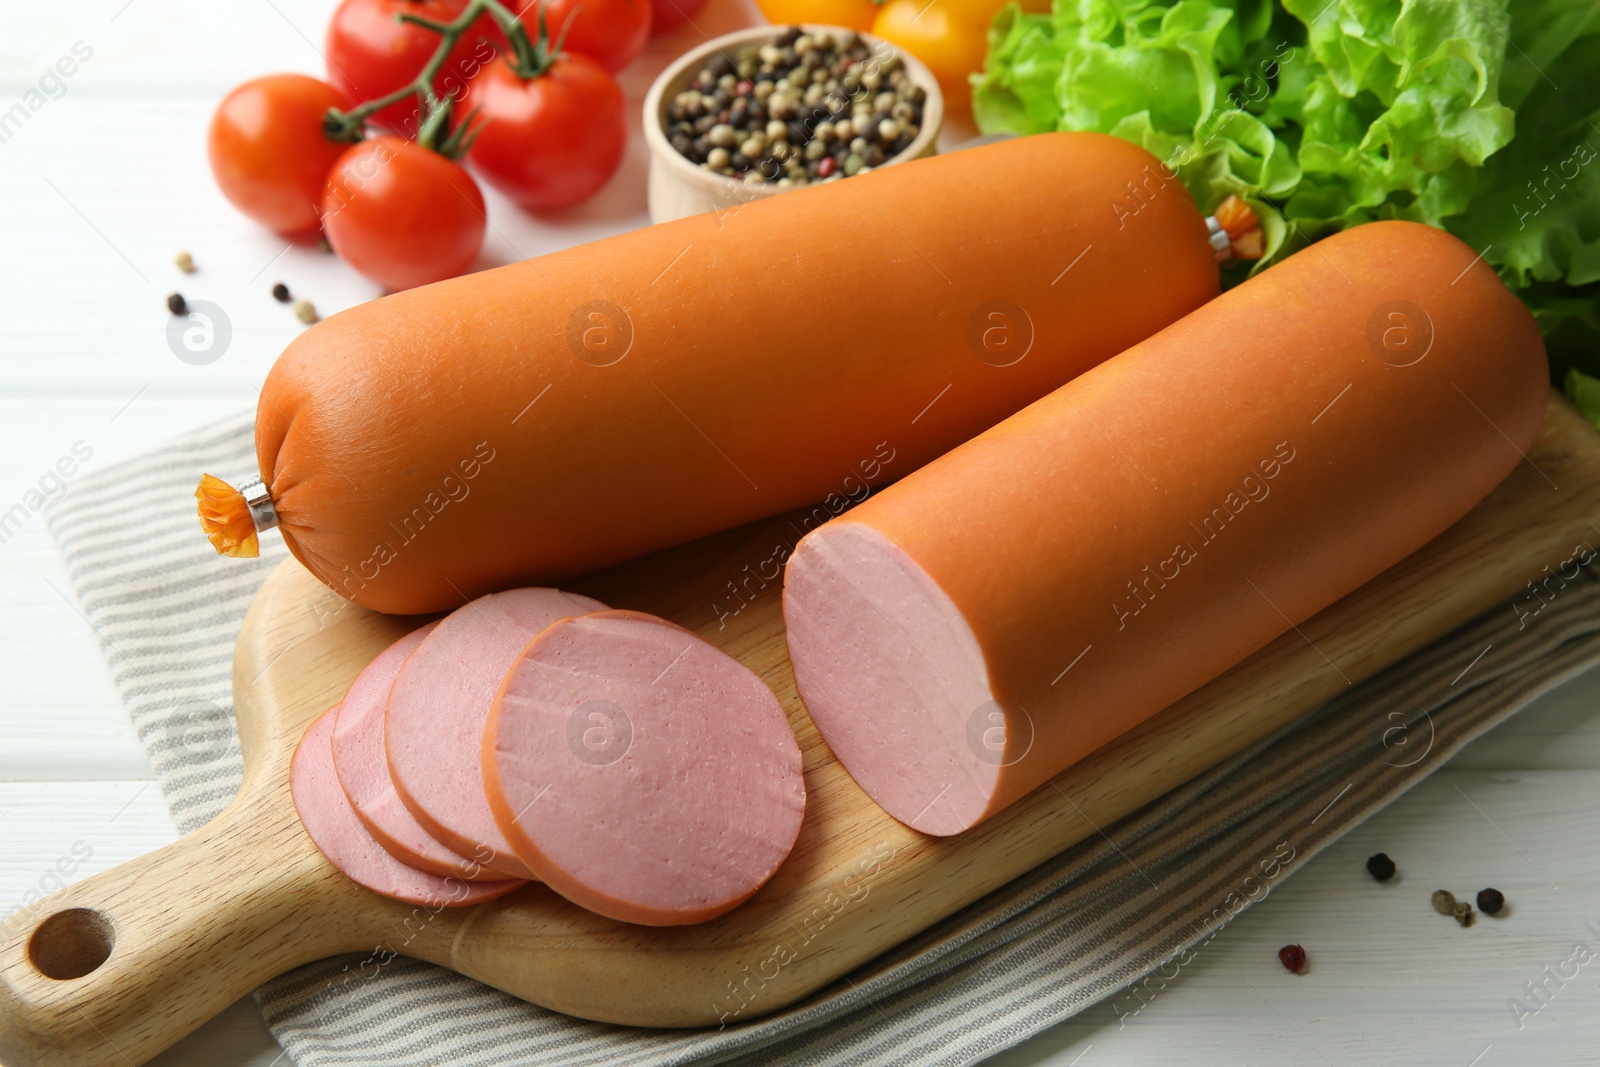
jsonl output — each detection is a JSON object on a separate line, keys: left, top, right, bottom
{"left": 292, "top": 706, "right": 525, "bottom": 907}
{"left": 332, "top": 623, "right": 523, "bottom": 881}
{"left": 484, "top": 610, "right": 806, "bottom": 926}
{"left": 386, "top": 587, "right": 607, "bottom": 880}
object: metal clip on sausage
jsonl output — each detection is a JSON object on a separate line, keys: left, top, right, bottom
{"left": 195, "top": 473, "right": 278, "bottom": 558}
{"left": 1206, "top": 216, "right": 1234, "bottom": 261}
{"left": 238, "top": 477, "right": 279, "bottom": 533}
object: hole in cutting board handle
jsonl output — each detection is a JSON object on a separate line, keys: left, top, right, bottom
{"left": 29, "top": 908, "right": 115, "bottom": 980}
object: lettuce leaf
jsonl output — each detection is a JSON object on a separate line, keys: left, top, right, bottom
{"left": 1446, "top": 3, "right": 1600, "bottom": 376}
{"left": 973, "top": 0, "right": 1600, "bottom": 382}
{"left": 1565, "top": 367, "right": 1600, "bottom": 430}
{"left": 975, "top": 1, "right": 1303, "bottom": 260}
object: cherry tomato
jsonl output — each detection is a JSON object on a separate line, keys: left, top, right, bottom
{"left": 463, "top": 53, "right": 626, "bottom": 211}
{"left": 650, "top": 0, "right": 709, "bottom": 35}
{"left": 321, "top": 136, "right": 487, "bottom": 291}
{"left": 752, "top": 0, "right": 875, "bottom": 31}
{"left": 516, "top": 0, "right": 650, "bottom": 73}
{"left": 325, "top": 0, "right": 501, "bottom": 136}
{"left": 871, "top": 0, "right": 989, "bottom": 114}
{"left": 208, "top": 75, "right": 351, "bottom": 236}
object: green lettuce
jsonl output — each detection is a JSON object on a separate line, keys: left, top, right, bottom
{"left": 1565, "top": 367, "right": 1600, "bottom": 428}
{"left": 973, "top": 0, "right": 1600, "bottom": 383}
{"left": 1448, "top": 2, "right": 1600, "bottom": 378}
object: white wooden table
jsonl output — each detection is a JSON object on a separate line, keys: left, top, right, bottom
{"left": 2, "top": 2, "right": 1598, "bottom": 1064}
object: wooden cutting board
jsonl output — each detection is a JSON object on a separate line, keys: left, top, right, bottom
{"left": 2, "top": 393, "right": 1597, "bottom": 1067}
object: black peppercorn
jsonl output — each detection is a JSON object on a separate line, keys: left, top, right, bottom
{"left": 271, "top": 282, "right": 291, "bottom": 303}
{"left": 668, "top": 29, "right": 925, "bottom": 186}
{"left": 1366, "top": 852, "right": 1396, "bottom": 882}
{"left": 166, "top": 292, "right": 188, "bottom": 316}
{"left": 1477, "top": 888, "right": 1505, "bottom": 915}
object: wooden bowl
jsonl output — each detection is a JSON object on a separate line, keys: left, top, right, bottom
{"left": 642, "top": 24, "right": 944, "bottom": 224}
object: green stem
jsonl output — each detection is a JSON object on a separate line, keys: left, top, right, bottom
{"left": 322, "top": 0, "right": 552, "bottom": 155}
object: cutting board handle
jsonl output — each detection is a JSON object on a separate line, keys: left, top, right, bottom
{"left": 0, "top": 789, "right": 358, "bottom": 1067}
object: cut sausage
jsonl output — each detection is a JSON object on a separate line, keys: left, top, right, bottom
{"left": 484, "top": 610, "right": 806, "bottom": 925}
{"left": 291, "top": 706, "right": 525, "bottom": 907}
{"left": 206, "top": 132, "right": 1232, "bottom": 614}
{"left": 386, "top": 587, "right": 608, "bottom": 879}
{"left": 784, "top": 220, "right": 1549, "bottom": 836}
{"left": 332, "top": 622, "right": 522, "bottom": 881}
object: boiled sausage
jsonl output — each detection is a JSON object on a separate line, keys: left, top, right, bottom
{"left": 202, "top": 133, "right": 1235, "bottom": 613}
{"left": 331, "top": 622, "right": 523, "bottom": 881}
{"left": 484, "top": 610, "right": 805, "bottom": 925}
{"left": 784, "top": 221, "right": 1548, "bottom": 836}
{"left": 291, "top": 707, "right": 525, "bottom": 906}
{"left": 386, "top": 587, "right": 607, "bottom": 878}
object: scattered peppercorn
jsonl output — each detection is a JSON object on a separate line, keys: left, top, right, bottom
{"left": 272, "top": 282, "right": 292, "bottom": 303}
{"left": 664, "top": 27, "right": 926, "bottom": 188}
{"left": 1278, "top": 944, "right": 1306, "bottom": 973}
{"left": 1431, "top": 889, "right": 1456, "bottom": 915}
{"left": 1477, "top": 888, "right": 1505, "bottom": 915}
{"left": 293, "top": 298, "right": 318, "bottom": 324}
{"left": 1453, "top": 901, "right": 1474, "bottom": 927}
{"left": 166, "top": 292, "right": 188, "bottom": 316}
{"left": 1366, "top": 852, "right": 1396, "bottom": 882}
{"left": 174, "top": 250, "right": 195, "bottom": 273}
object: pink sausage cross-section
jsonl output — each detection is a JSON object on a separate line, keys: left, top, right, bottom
{"left": 484, "top": 610, "right": 807, "bottom": 926}
{"left": 386, "top": 587, "right": 608, "bottom": 880}
{"left": 291, "top": 707, "right": 526, "bottom": 908}
{"left": 332, "top": 622, "right": 524, "bottom": 881}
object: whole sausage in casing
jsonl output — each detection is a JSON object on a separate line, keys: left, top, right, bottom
{"left": 205, "top": 133, "right": 1228, "bottom": 613}
{"left": 782, "top": 220, "right": 1549, "bottom": 836}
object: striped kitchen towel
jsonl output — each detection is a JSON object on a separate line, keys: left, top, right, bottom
{"left": 44, "top": 410, "right": 1600, "bottom": 1067}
